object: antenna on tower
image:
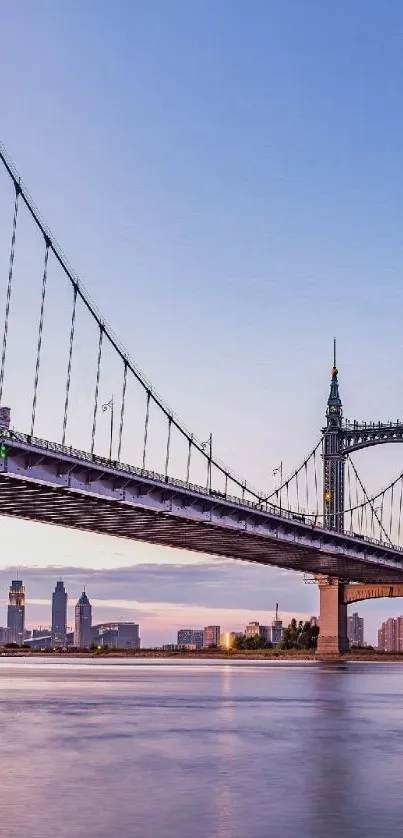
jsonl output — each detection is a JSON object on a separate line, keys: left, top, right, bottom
{"left": 333, "top": 337, "right": 337, "bottom": 370}
{"left": 275, "top": 602, "right": 278, "bottom": 621}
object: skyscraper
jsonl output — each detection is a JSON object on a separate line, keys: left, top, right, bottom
{"left": 7, "top": 580, "right": 25, "bottom": 645}
{"left": 384, "top": 617, "right": 398, "bottom": 652}
{"left": 377, "top": 616, "right": 403, "bottom": 652}
{"left": 378, "top": 622, "right": 386, "bottom": 651}
{"left": 203, "top": 626, "right": 220, "bottom": 648}
{"left": 347, "top": 612, "right": 364, "bottom": 646}
{"left": 52, "top": 581, "right": 68, "bottom": 647}
{"left": 74, "top": 591, "right": 92, "bottom": 648}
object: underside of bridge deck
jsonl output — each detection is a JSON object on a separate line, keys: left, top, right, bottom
{"left": 1, "top": 474, "right": 403, "bottom": 584}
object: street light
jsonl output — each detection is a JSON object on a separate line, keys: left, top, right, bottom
{"left": 102, "top": 397, "right": 114, "bottom": 461}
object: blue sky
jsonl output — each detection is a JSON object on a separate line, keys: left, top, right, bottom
{"left": 1, "top": 1, "right": 403, "bottom": 644}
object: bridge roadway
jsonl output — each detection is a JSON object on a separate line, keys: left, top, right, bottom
{"left": 1, "top": 429, "right": 403, "bottom": 583}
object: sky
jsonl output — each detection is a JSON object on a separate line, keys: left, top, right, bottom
{"left": 1, "top": 1, "right": 403, "bottom": 644}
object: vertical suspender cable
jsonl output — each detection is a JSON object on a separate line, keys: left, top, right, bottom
{"left": 372, "top": 503, "right": 377, "bottom": 539}
{"left": 313, "top": 449, "right": 319, "bottom": 516}
{"left": 206, "top": 433, "right": 212, "bottom": 492}
{"left": 186, "top": 435, "right": 193, "bottom": 483}
{"left": 30, "top": 239, "right": 50, "bottom": 436}
{"left": 398, "top": 475, "right": 403, "bottom": 546}
{"left": 379, "top": 492, "right": 385, "bottom": 541}
{"left": 0, "top": 182, "right": 20, "bottom": 405}
{"left": 91, "top": 325, "right": 104, "bottom": 455}
{"left": 224, "top": 473, "right": 228, "bottom": 496}
{"left": 142, "top": 391, "right": 150, "bottom": 470}
{"left": 117, "top": 361, "right": 127, "bottom": 463}
{"left": 62, "top": 284, "right": 78, "bottom": 445}
{"left": 389, "top": 483, "right": 395, "bottom": 544}
{"left": 165, "top": 417, "right": 172, "bottom": 479}
{"left": 347, "top": 458, "right": 352, "bottom": 532}
{"left": 296, "top": 472, "right": 300, "bottom": 514}
{"left": 304, "top": 460, "right": 309, "bottom": 515}
{"left": 348, "top": 455, "right": 390, "bottom": 544}
{"left": 354, "top": 466, "right": 360, "bottom": 533}
{"left": 357, "top": 492, "right": 367, "bottom": 535}
{"left": 363, "top": 498, "right": 368, "bottom": 538}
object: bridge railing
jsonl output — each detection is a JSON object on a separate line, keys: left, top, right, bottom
{"left": 343, "top": 420, "right": 403, "bottom": 431}
{"left": 1, "top": 428, "right": 403, "bottom": 555}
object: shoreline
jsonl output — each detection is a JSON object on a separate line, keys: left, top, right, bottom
{"left": 1, "top": 649, "right": 403, "bottom": 662}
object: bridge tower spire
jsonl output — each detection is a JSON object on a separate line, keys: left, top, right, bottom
{"left": 322, "top": 339, "right": 345, "bottom": 531}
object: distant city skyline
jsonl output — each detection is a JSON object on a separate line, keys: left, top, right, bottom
{"left": 0, "top": 573, "right": 377, "bottom": 654}
{"left": 7, "top": 571, "right": 403, "bottom": 654}
{"left": 0, "top": 563, "right": 390, "bottom": 647}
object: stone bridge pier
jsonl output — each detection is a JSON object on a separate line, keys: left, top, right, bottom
{"left": 316, "top": 575, "right": 403, "bottom": 654}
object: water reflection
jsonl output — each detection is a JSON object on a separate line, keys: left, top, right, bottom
{"left": 212, "top": 665, "right": 237, "bottom": 838}
{"left": 0, "top": 659, "right": 403, "bottom": 837}
{"left": 309, "top": 667, "right": 360, "bottom": 838}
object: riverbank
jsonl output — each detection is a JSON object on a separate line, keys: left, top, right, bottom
{"left": 1, "top": 647, "right": 403, "bottom": 661}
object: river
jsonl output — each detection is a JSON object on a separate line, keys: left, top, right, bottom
{"left": 0, "top": 657, "right": 402, "bottom": 837}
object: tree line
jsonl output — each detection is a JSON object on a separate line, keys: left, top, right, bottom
{"left": 232, "top": 619, "right": 319, "bottom": 651}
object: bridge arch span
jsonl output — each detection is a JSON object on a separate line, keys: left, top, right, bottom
{"left": 344, "top": 583, "right": 403, "bottom": 605}
{"left": 342, "top": 423, "right": 403, "bottom": 455}
{"left": 343, "top": 438, "right": 403, "bottom": 455}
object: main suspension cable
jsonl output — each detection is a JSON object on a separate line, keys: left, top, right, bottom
{"left": 0, "top": 181, "right": 20, "bottom": 405}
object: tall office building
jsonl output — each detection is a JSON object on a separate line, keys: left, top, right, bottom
{"left": 347, "top": 612, "right": 364, "bottom": 646}
{"left": 177, "top": 629, "right": 204, "bottom": 649}
{"left": 377, "top": 616, "right": 403, "bottom": 652}
{"left": 377, "top": 622, "right": 386, "bottom": 651}
{"left": 203, "top": 626, "right": 221, "bottom": 647}
{"left": 74, "top": 591, "right": 92, "bottom": 648}
{"left": 7, "top": 580, "right": 25, "bottom": 645}
{"left": 52, "top": 581, "right": 68, "bottom": 647}
{"left": 384, "top": 617, "right": 398, "bottom": 652}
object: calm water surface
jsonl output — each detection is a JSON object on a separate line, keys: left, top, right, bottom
{"left": 1, "top": 657, "right": 403, "bottom": 837}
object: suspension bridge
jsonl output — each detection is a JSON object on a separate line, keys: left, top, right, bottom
{"left": 1, "top": 143, "right": 403, "bottom": 654}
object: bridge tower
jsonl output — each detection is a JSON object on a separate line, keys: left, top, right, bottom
{"left": 317, "top": 342, "right": 349, "bottom": 655}
{"left": 323, "top": 340, "right": 344, "bottom": 531}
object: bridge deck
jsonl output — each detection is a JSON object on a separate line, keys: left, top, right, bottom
{"left": 1, "top": 431, "right": 403, "bottom": 583}
{"left": 0, "top": 473, "right": 402, "bottom": 582}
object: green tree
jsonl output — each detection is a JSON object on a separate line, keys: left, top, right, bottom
{"left": 233, "top": 634, "right": 272, "bottom": 651}
{"left": 280, "top": 619, "right": 319, "bottom": 650}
